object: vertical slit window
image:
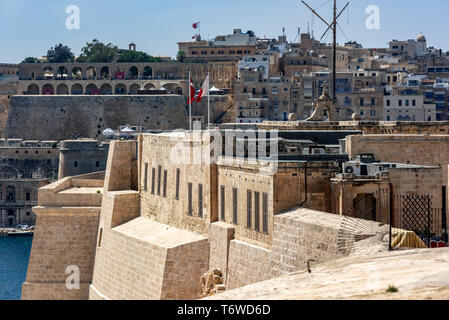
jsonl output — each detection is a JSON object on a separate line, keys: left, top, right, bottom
{"left": 188, "top": 183, "right": 193, "bottom": 216}
{"left": 247, "top": 190, "right": 252, "bottom": 229}
{"left": 157, "top": 165, "right": 162, "bottom": 195}
{"left": 220, "top": 186, "right": 225, "bottom": 221}
{"left": 144, "top": 163, "right": 148, "bottom": 191}
{"left": 198, "top": 184, "right": 203, "bottom": 218}
{"left": 233, "top": 188, "right": 238, "bottom": 225}
{"left": 151, "top": 168, "right": 155, "bottom": 194}
{"left": 175, "top": 168, "right": 180, "bottom": 200}
{"left": 163, "top": 170, "right": 167, "bottom": 198}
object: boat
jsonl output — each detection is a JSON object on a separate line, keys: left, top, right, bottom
{"left": 7, "top": 229, "right": 34, "bottom": 237}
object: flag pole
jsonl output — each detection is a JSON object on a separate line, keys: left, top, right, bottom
{"left": 207, "top": 72, "right": 210, "bottom": 130}
{"left": 189, "top": 70, "right": 192, "bottom": 131}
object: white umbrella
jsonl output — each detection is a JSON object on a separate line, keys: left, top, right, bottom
{"left": 102, "top": 128, "right": 115, "bottom": 135}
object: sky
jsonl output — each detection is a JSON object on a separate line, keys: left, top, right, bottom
{"left": 0, "top": 0, "right": 448, "bottom": 63}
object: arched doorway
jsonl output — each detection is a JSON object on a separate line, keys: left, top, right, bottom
{"left": 100, "top": 84, "right": 112, "bottom": 95}
{"left": 100, "top": 66, "right": 110, "bottom": 79}
{"left": 72, "top": 67, "right": 82, "bottom": 80}
{"left": 56, "top": 66, "right": 68, "bottom": 79}
{"left": 42, "top": 84, "right": 54, "bottom": 95}
{"left": 6, "top": 186, "right": 15, "bottom": 202}
{"left": 86, "top": 66, "right": 96, "bottom": 80}
{"left": 115, "top": 83, "right": 127, "bottom": 95}
{"left": 27, "top": 84, "right": 39, "bottom": 95}
{"left": 143, "top": 66, "right": 153, "bottom": 79}
{"left": 56, "top": 84, "right": 69, "bottom": 95}
{"left": 129, "top": 83, "right": 141, "bottom": 95}
{"left": 128, "top": 66, "right": 138, "bottom": 80}
{"left": 7, "top": 209, "right": 14, "bottom": 227}
{"left": 353, "top": 193, "right": 377, "bottom": 221}
{"left": 86, "top": 83, "right": 99, "bottom": 95}
{"left": 71, "top": 83, "right": 83, "bottom": 95}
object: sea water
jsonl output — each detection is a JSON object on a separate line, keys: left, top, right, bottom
{"left": 0, "top": 236, "right": 32, "bottom": 300}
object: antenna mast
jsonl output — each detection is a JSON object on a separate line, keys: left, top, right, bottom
{"left": 301, "top": 0, "right": 349, "bottom": 101}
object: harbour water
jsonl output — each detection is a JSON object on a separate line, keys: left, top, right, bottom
{"left": 0, "top": 236, "right": 32, "bottom": 300}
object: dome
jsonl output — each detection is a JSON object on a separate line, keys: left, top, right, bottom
{"left": 416, "top": 34, "right": 426, "bottom": 42}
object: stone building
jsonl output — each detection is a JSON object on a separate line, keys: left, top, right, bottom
{"left": 0, "top": 139, "right": 59, "bottom": 227}
{"left": 58, "top": 140, "right": 109, "bottom": 179}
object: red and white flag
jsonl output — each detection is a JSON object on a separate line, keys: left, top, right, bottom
{"left": 192, "top": 22, "right": 200, "bottom": 29}
{"left": 195, "top": 75, "right": 209, "bottom": 103}
{"left": 187, "top": 76, "right": 196, "bottom": 105}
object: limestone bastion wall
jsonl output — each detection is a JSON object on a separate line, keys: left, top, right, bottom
{"left": 6, "top": 95, "right": 189, "bottom": 140}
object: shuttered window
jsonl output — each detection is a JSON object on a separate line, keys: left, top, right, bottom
{"left": 220, "top": 186, "right": 225, "bottom": 221}
{"left": 262, "top": 193, "right": 268, "bottom": 234}
{"left": 254, "top": 192, "right": 260, "bottom": 232}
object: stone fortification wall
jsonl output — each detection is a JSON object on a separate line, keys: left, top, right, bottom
{"left": 6, "top": 95, "right": 188, "bottom": 140}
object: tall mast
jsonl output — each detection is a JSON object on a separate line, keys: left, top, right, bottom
{"left": 333, "top": 0, "right": 337, "bottom": 101}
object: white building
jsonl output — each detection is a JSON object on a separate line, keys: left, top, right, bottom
{"left": 238, "top": 55, "right": 270, "bottom": 79}
{"left": 384, "top": 95, "right": 435, "bottom": 121}
{"left": 389, "top": 34, "right": 427, "bottom": 58}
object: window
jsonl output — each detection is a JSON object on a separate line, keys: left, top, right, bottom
{"left": 412, "top": 100, "right": 416, "bottom": 106}
{"left": 26, "top": 192, "right": 31, "bottom": 201}
{"left": 220, "top": 186, "right": 225, "bottom": 221}
{"left": 74, "top": 161, "right": 78, "bottom": 168}
{"left": 188, "top": 183, "right": 193, "bottom": 216}
{"left": 151, "top": 168, "right": 155, "bottom": 194}
{"left": 359, "top": 98, "right": 364, "bottom": 106}
{"left": 262, "top": 193, "right": 268, "bottom": 235}
{"left": 254, "top": 192, "right": 260, "bottom": 232}
{"left": 26, "top": 212, "right": 30, "bottom": 216}
{"left": 163, "top": 170, "right": 167, "bottom": 198}
{"left": 247, "top": 190, "right": 252, "bottom": 228}
{"left": 233, "top": 188, "right": 238, "bottom": 225}
{"left": 157, "top": 165, "right": 162, "bottom": 195}
{"left": 175, "top": 168, "right": 180, "bottom": 200}
{"left": 406, "top": 100, "right": 409, "bottom": 107}
{"left": 398, "top": 100, "right": 402, "bottom": 107}
{"left": 370, "top": 110, "right": 376, "bottom": 117}
{"left": 386, "top": 99, "right": 390, "bottom": 107}
{"left": 144, "top": 163, "right": 148, "bottom": 191}
{"left": 96, "top": 161, "right": 100, "bottom": 168}
{"left": 198, "top": 184, "right": 203, "bottom": 218}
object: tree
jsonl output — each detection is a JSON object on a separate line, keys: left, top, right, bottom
{"left": 46, "top": 44, "right": 75, "bottom": 63}
{"left": 117, "top": 50, "right": 162, "bottom": 63}
{"left": 77, "top": 39, "right": 118, "bottom": 63}
{"left": 177, "top": 50, "right": 186, "bottom": 62}
{"left": 22, "top": 57, "right": 39, "bottom": 63}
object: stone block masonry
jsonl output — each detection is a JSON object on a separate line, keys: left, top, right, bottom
{"left": 6, "top": 95, "right": 188, "bottom": 140}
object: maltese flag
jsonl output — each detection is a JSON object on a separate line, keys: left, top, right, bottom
{"left": 192, "top": 22, "right": 200, "bottom": 29}
{"left": 195, "top": 75, "right": 209, "bottom": 103}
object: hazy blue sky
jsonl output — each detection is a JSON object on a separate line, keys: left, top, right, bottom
{"left": 0, "top": 0, "right": 448, "bottom": 63}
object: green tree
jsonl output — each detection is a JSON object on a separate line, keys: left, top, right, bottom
{"left": 176, "top": 50, "right": 186, "bottom": 62}
{"left": 46, "top": 44, "right": 75, "bottom": 63}
{"left": 77, "top": 39, "right": 118, "bottom": 63}
{"left": 22, "top": 57, "right": 40, "bottom": 63}
{"left": 117, "top": 50, "right": 162, "bottom": 63}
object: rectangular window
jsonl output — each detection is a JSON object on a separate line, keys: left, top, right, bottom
{"left": 233, "top": 188, "right": 238, "bottom": 225}
{"left": 157, "top": 165, "right": 162, "bottom": 195}
{"left": 262, "top": 193, "right": 268, "bottom": 235}
{"left": 151, "top": 168, "right": 155, "bottom": 194}
{"left": 175, "top": 168, "right": 180, "bottom": 200}
{"left": 254, "top": 192, "right": 260, "bottom": 232}
{"left": 247, "top": 190, "right": 252, "bottom": 229}
{"left": 198, "top": 184, "right": 203, "bottom": 218}
{"left": 163, "top": 170, "right": 167, "bottom": 198}
{"left": 188, "top": 183, "right": 193, "bottom": 216}
{"left": 26, "top": 193, "right": 31, "bottom": 201}
{"left": 220, "top": 186, "right": 225, "bottom": 221}
{"left": 144, "top": 163, "right": 148, "bottom": 191}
